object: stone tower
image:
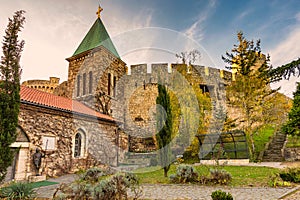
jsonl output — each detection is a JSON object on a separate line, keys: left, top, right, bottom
{"left": 65, "top": 6, "right": 127, "bottom": 114}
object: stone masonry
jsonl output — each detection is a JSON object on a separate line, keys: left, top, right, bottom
{"left": 18, "top": 101, "right": 120, "bottom": 178}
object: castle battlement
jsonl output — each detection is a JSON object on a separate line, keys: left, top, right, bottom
{"left": 127, "top": 63, "right": 232, "bottom": 81}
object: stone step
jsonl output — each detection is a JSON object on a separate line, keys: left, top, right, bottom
{"left": 113, "top": 164, "right": 145, "bottom": 172}
{"left": 262, "top": 131, "right": 286, "bottom": 162}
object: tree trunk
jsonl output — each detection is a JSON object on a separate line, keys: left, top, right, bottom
{"left": 163, "top": 167, "right": 168, "bottom": 177}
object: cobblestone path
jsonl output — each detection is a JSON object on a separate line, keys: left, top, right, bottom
{"left": 131, "top": 184, "right": 291, "bottom": 200}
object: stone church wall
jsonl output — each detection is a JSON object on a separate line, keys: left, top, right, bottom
{"left": 18, "top": 103, "right": 120, "bottom": 178}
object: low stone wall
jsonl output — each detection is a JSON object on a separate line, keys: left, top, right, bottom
{"left": 284, "top": 148, "right": 300, "bottom": 161}
{"left": 196, "top": 159, "right": 250, "bottom": 166}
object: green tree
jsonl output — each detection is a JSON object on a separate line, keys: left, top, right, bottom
{"left": 222, "top": 31, "right": 276, "bottom": 157}
{"left": 0, "top": 10, "right": 25, "bottom": 181}
{"left": 269, "top": 58, "right": 300, "bottom": 81}
{"left": 156, "top": 83, "right": 173, "bottom": 177}
{"left": 282, "top": 83, "right": 300, "bottom": 136}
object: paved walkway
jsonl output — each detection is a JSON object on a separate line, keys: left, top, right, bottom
{"left": 34, "top": 174, "right": 76, "bottom": 199}
{"left": 135, "top": 184, "right": 292, "bottom": 200}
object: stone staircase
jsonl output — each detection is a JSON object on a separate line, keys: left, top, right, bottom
{"left": 116, "top": 152, "right": 157, "bottom": 171}
{"left": 262, "top": 131, "right": 287, "bottom": 162}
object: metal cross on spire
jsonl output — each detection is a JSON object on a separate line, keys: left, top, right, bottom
{"left": 96, "top": 5, "right": 103, "bottom": 18}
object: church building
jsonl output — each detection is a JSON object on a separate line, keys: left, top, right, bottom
{"left": 7, "top": 5, "right": 128, "bottom": 181}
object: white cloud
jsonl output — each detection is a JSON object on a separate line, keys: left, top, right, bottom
{"left": 184, "top": 0, "right": 217, "bottom": 42}
{"left": 269, "top": 24, "right": 300, "bottom": 97}
{"left": 0, "top": 0, "right": 153, "bottom": 82}
{"left": 269, "top": 27, "right": 300, "bottom": 67}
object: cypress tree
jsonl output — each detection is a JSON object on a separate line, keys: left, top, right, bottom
{"left": 156, "top": 83, "right": 172, "bottom": 177}
{"left": 0, "top": 10, "right": 25, "bottom": 181}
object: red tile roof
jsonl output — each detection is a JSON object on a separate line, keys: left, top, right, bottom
{"left": 20, "top": 86, "right": 114, "bottom": 122}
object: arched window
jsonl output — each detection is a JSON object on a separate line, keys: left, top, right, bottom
{"left": 74, "top": 133, "right": 82, "bottom": 157}
{"left": 108, "top": 73, "right": 111, "bottom": 96}
{"left": 89, "top": 71, "right": 93, "bottom": 94}
{"left": 83, "top": 73, "right": 86, "bottom": 95}
{"left": 113, "top": 76, "right": 117, "bottom": 97}
{"left": 77, "top": 75, "right": 81, "bottom": 97}
{"left": 73, "top": 130, "right": 86, "bottom": 158}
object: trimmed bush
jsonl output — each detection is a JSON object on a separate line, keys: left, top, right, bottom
{"left": 279, "top": 168, "right": 300, "bottom": 183}
{"left": 170, "top": 164, "right": 198, "bottom": 183}
{"left": 80, "top": 167, "right": 110, "bottom": 183}
{"left": 209, "top": 169, "right": 232, "bottom": 185}
{"left": 211, "top": 190, "right": 233, "bottom": 200}
{"left": 53, "top": 171, "right": 142, "bottom": 200}
{"left": 93, "top": 172, "right": 142, "bottom": 200}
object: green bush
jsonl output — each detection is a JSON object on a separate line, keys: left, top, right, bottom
{"left": 170, "top": 164, "right": 198, "bottom": 183}
{"left": 209, "top": 169, "right": 232, "bottom": 185}
{"left": 93, "top": 172, "right": 142, "bottom": 200}
{"left": 80, "top": 167, "right": 110, "bottom": 183}
{"left": 0, "top": 182, "right": 36, "bottom": 200}
{"left": 211, "top": 190, "right": 233, "bottom": 200}
{"left": 54, "top": 171, "right": 142, "bottom": 200}
{"left": 269, "top": 173, "right": 291, "bottom": 187}
{"left": 279, "top": 168, "right": 300, "bottom": 183}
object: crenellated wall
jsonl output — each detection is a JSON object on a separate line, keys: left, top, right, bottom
{"left": 112, "top": 63, "right": 231, "bottom": 152}
{"left": 22, "top": 77, "right": 60, "bottom": 94}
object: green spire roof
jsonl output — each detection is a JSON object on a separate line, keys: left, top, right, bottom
{"left": 73, "top": 18, "right": 120, "bottom": 58}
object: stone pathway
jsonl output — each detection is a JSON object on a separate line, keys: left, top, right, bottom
{"left": 34, "top": 174, "right": 77, "bottom": 199}
{"left": 131, "top": 184, "right": 291, "bottom": 200}
{"left": 280, "top": 186, "right": 300, "bottom": 200}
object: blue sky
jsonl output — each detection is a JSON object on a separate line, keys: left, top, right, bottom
{"left": 0, "top": 0, "right": 299, "bottom": 96}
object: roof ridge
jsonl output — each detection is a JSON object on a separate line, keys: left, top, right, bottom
{"left": 20, "top": 86, "right": 115, "bottom": 122}
{"left": 72, "top": 18, "right": 120, "bottom": 58}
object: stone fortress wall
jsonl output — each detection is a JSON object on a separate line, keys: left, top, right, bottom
{"left": 113, "top": 63, "right": 233, "bottom": 153}
{"left": 22, "top": 77, "right": 60, "bottom": 94}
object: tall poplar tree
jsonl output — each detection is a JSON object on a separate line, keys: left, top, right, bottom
{"left": 156, "top": 83, "right": 173, "bottom": 177}
{"left": 0, "top": 10, "right": 25, "bottom": 181}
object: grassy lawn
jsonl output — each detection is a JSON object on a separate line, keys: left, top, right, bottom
{"left": 135, "top": 165, "right": 280, "bottom": 187}
{"left": 286, "top": 135, "right": 300, "bottom": 148}
{"left": 28, "top": 180, "right": 58, "bottom": 189}
{"left": 252, "top": 125, "right": 275, "bottom": 159}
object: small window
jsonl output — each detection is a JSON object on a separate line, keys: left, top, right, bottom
{"left": 77, "top": 75, "right": 81, "bottom": 97}
{"left": 113, "top": 76, "right": 117, "bottom": 96}
{"left": 74, "top": 133, "right": 82, "bottom": 157}
{"left": 83, "top": 73, "right": 86, "bottom": 95}
{"left": 200, "top": 84, "right": 209, "bottom": 93}
{"left": 108, "top": 73, "right": 111, "bottom": 96}
{"left": 89, "top": 71, "right": 93, "bottom": 94}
